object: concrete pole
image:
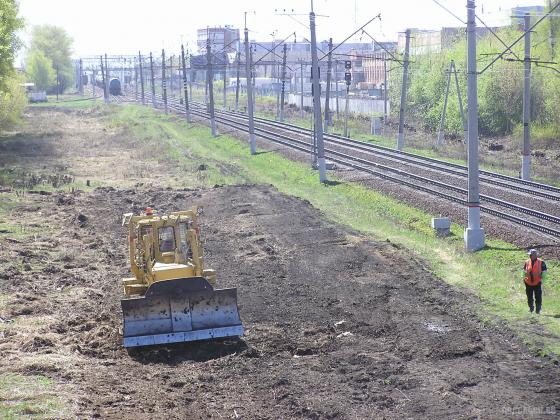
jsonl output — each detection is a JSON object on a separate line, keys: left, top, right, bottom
{"left": 56, "top": 65, "right": 60, "bottom": 101}
{"left": 235, "top": 52, "right": 241, "bottom": 112}
{"left": 121, "top": 58, "right": 125, "bottom": 93}
{"left": 397, "top": 29, "right": 411, "bottom": 151}
{"left": 344, "top": 85, "right": 350, "bottom": 137}
{"left": 549, "top": 0, "right": 556, "bottom": 57}
{"left": 437, "top": 62, "right": 453, "bottom": 147}
{"left": 324, "top": 38, "right": 333, "bottom": 132}
{"left": 452, "top": 61, "right": 468, "bottom": 144}
{"left": 134, "top": 59, "right": 138, "bottom": 100}
{"left": 310, "top": 6, "right": 327, "bottom": 183}
{"left": 383, "top": 53, "right": 388, "bottom": 123}
{"left": 104, "top": 54, "right": 110, "bottom": 103}
{"left": 92, "top": 69, "right": 96, "bottom": 97}
{"left": 522, "top": 13, "right": 532, "bottom": 181}
{"left": 273, "top": 40, "right": 280, "bottom": 120}
{"left": 138, "top": 52, "right": 145, "bottom": 105}
{"left": 335, "top": 60, "right": 340, "bottom": 118}
{"left": 74, "top": 62, "right": 78, "bottom": 91}
{"left": 280, "top": 44, "right": 287, "bottom": 122}
{"left": 251, "top": 46, "right": 256, "bottom": 109}
{"left": 244, "top": 26, "right": 256, "bottom": 154}
{"left": 149, "top": 52, "right": 156, "bottom": 107}
{"left": 162, "top": 49, "right": 168, "bottom": 113}
{"left": 189, "top": 66, "right": 193, "bottom": 104}
{"left": 300, "top": 60, "right": 305, "bottom": 119}
{"left": 78, "top": 59, "right": 83, "bottom": 95}
{"left": 181, "top": 44, "right": 192, "bottom": 123}
{"left": 206, "top": 39, "right": 217, "bottom": 136}
{"left": 100, "top": 57, "right": 105, "bottom": 102}
{"left": 204, "top": 66, "right": 208, "bottom": 105}
{"left": 222, "top": 64, "right": 227, "bottom": 111}
{"left": 464, "top": 0, "right": 485, "bottom": 252}
{"left": 169, "top": 55, "right": 174, "bottom": 97}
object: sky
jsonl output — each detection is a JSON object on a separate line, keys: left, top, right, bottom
{"left": 16, "top": 0, "right": 545, "bottom": 62}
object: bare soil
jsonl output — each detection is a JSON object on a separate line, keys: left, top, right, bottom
{"left": 1, "top": 106, "right": 559, "bottom": 419}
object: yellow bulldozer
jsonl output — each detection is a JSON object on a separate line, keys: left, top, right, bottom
{"left": 120, "top": 207, "right": 243, "bottom": 348}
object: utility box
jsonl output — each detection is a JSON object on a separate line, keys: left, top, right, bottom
{"left": 28, "top": 91, "right": 47, "bottom": 103}
{"left": 431, "top": 217, "right": 451, "bottom": 237}
{"left": 371, "top": 117, "right": 382, "bottom": 135}
{"left": 312, "top": 160, "right": 336, "bottom": 170}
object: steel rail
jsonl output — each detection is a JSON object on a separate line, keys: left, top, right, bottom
{"left": 185, "top": 103, "right": 560, "bottom": 238}
{"left": 190, "top": 100, "right": 560, "bottom": 198}
{"left": 139, "top": 93, "right": 560, "bottom": 238}
{"left": 182, "top": 99, "right": 560, "bottom": 228}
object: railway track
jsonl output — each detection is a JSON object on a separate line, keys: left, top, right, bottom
{"left": 116, "top": 92, "right": 560, "bottom": 240}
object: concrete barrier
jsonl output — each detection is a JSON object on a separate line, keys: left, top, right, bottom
{"left": 287, "top": 93, "right": 389, "bottom": 116}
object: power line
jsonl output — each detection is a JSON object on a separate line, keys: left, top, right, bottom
{"left": 361, "top": 29, "right": 402, "bottom": 65}
{"left": 475, "top": 15, "right": 522, "bottom": 61}
{"left": 479, "top": 1, "right": 560, "bottom": 74}
{"left": 319, "top": 14, "right": 381, "bottom": 61}
{"left": 431, "top": 0, "right": 466, "bottom": 25}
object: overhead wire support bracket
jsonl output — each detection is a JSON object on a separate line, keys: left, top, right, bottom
{"left": 360, "top": 28, "right": 402, "bottom": 65}
{"left": 319, "top": 14, "right": 381, "bottom": 61}
{"left": 432, "top": 0, "right": 466, "bottom": 24}
{"left": 478, "top": 1, "right": 560, "bottom": 75}
{"left": 475, "top": 15, "right": 522, "bottom": 61}
{"left": 252, "top": 32, "right": 296, "bottom": 67}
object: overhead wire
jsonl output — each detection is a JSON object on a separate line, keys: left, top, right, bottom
{"left": 479, "top": 0, "right": 560, "bottom": 74}
{"left": 431, "top": 0, "right": 466, "bottom": 25}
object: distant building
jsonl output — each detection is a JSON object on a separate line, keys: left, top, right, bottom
{"left": 398, "top": 26, "right": 501, "bottom": 55}
{"left": 197, "top": 26, "right": 240, "bottom": 54}
{"left": 360, "top": 42, "right": 397, "bottom": 88}
{"left": 512, "top": 5, "right": 545, "bottom": 16}
{"left": 511, "top": 5, "right": 545, "bottom": 28}
{"left": 362, "top": 52, "right": 388, "bottom": 88}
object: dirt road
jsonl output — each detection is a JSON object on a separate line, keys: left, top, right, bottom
{"left": 1, "top": 106, "right": 559, "bottom": 418}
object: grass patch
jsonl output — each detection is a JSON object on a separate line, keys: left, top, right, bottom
{"left": 0, "top": 374, "right": 65, "bottom": 419}
{"left": 0, "top": 192, "right": 60, "bottom": 242}
{"left": 28, "top": 96, "right": 101, "bottom": 109}
{"left": 108, "top": 104, "right": 560, "bottom": 356}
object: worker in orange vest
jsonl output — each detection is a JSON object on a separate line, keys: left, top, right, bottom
{"left": 523, "top": 249, "right": 548, "bottom": 314}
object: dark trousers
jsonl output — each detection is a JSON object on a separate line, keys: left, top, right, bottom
{"left": 525, "top": 283, "right": 542, "bottom": 313}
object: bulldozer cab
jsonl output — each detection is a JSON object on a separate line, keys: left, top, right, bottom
{"left": 122, "top": 208, "right": 217, "bottom": 294}
{"left": 120, "top": 207, "right": 242, "bottom": 348}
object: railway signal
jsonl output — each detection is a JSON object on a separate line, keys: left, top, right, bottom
{"left": 344, "top": 72, "right": 351, "bottom": 137}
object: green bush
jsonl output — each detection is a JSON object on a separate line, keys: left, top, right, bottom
{"left": 391, "top": 19, "right": 560, "bottom": 138}
{"left": 0, "top": 75, "right": 27, "bottom": 128}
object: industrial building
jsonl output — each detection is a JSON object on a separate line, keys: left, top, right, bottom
{"left": 197, "top": 26, "right": 240, "bottom": 54}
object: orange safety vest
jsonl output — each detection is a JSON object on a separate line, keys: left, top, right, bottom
{"left": 525, "top": 258, "right": 543, "bottom": 286}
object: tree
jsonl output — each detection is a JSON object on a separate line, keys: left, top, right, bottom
{"left": 26, "top": 51, "right": 56, "bottom": 91}
{"left": 27, "top": 25, "right": 73, "bottom": 92}
{"left": 0, "top": 0, "right": 25, "bottom": 130}
{"left": 0, "top": 0, "right": 23, "bottom": 91}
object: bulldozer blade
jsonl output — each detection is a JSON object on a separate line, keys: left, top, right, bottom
{"left": 121, "top": 277, "right": 243, "bottom": 348}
